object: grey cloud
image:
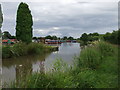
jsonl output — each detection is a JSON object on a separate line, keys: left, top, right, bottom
{"left": 1, "top": 1, "right": 118, "bottom": 38}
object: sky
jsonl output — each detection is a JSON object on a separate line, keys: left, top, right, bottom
{"left": 0, "top": 0, "right": 119, "bottom": 38}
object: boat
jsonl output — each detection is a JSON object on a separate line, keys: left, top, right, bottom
{"left": 45, "top": 40, "right": 62, "bottom": 44}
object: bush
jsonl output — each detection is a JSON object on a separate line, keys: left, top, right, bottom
{"left": 2, "top": 46, "right": 13, "bottom": 58}
{"left": 11, "top": 42, "right": 27, "bottom": 56}
{"left": 2, "top": 42, "right": 53, "bottom": 59}
{"left": 27, "top": 43, "right": 44, "bottom": 54}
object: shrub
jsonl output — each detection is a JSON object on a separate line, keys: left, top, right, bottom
{"left": 11, "top": 42, "right": 27, "bottom": 56}
{"left": 2, "top": 42, "right": 53, "bottom": 59}
{"left": 27, "top": 43, "right": 44, "bottom": 54}
{"left": 2, "top": 46, "right": 13, "bottom": 58}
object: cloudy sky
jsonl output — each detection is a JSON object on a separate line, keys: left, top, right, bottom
{"left": 1, "top": 0, "right": 119, "bottom": 38}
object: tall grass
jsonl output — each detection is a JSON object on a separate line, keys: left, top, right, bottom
{"left": 75, "top": 41, "right": 118, "bottom": 88}
{"left": 2, "top": 42, "right": 53, "bottom": 59}
{"left": 10, "top": 41, "right": 118, "bottom": 88}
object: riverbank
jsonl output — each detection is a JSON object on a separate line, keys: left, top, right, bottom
{"left": 10, "top": 41, "right": 118, "bottom": 88}
{"left": 2, "top": 42, "right": 58, "bottom": 59}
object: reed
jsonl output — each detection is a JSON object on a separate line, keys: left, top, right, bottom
{"left": 10, "top": 41, "right": 118, "bottom": 88}
{"left": 2, "top": 42, "right": 53, "bottom": 59}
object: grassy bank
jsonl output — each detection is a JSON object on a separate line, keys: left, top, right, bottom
{"left": 2, "top": 42, "right": 56, "bottom": 59}
{"left": 10, "top": 41, "right": 118, "bottom": 88}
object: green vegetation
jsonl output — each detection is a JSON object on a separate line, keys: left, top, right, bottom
{"left": 16, "top": 2, "right": 33, "bottom": 44}
{"left": 10, "top": 41, "right": 118, "bottom": 88}
{"left": 103, "top": 30, "right": 120, "bottom": 45}
{"left": 44, "top": 35, "right": 75, "bottom": 40}
{"left": 79, "top": 32, "right": 100, "bottom": 46}
{"left": 2, "top": 42, "right": 54, "bottom": 59}
{"left": 79, "top": 30, "right": 119, "bottom": 46}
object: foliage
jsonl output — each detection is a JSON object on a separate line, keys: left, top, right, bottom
{"left": 79, "top": 47, "right": 101, "bottom": 69}
{"left": 80, "top": 32, "right": 99, "bottom": 46}
{"left": 32, "top": 37, "right": 37, "bottom": 39}
{"left": 11, "top": 42, "right": 28, "bottom": 56}
{"left": 45, "top": 35, "right": 57, "bottom": 40}
{"left": 62, "top": 36, "right": 68, "bottom": 40}
{"left": 2, "top": 46, "right": 13, "bottom": 58}
{"left": 10, "top": 41, "right": 118, "bottom": 88}
{"left": 45, "top": 35, "right": 75, "bottom": 40}
{"left": 2, "top": 31, "right": 11, "bottom": 39}
{"left": 2, "top": 42, "right": 52, "bottom": 59}
{"left": 9, "top": 36, "right": 16, "bottom": 39}
{"left": 68, "top": 36, "right": 74, "bottom": 40}
{"left": 16, "top": 2, "right": 33, "bottom": 44}
{"left": 103, "top": 30, "right": 119, "bottom": 45}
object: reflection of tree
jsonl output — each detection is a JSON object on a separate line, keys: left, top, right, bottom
{"left": 3, "top": 52, "right": 52, "bottom": 85}
{"left": 16, "top": 60, "right": 32, "bottom": 86}
{"left": 68, "top": 43, "right": 73, "bottom": 46}
{"left": 39, "top": 60, "right": 45, "bottom": 74}
{"left": 63, "top": 42, "right": 73, "bottom": 47}
{"left": 62, "top": 43, "right": 68, "bottom": 47}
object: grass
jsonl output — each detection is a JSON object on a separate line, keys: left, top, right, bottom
{"left": 9, "top": 41, "right": 118, "bottom": 88}
{"left": 2, "top": 42, "right": 53, "bottom": 59}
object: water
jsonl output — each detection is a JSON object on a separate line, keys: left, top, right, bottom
{"left": 2, "top": 43, "right": 80, "bottom": 86}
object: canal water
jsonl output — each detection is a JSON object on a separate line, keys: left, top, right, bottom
{"left": 2, "top": 43, "right": 80, "bottom": 86}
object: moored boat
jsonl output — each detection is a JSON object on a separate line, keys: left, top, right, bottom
{"left": 45, "top": 40, "right": 62, "bottom": 44}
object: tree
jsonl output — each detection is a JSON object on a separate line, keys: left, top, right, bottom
{"left": 87, "top": 33, "right": 99, "bottom": 41}
{"left": 103, "top": 32, "right": 111, "bottom": 42}
{"left": 103, "top": 30, "right": 119, "bottom": 45}
{"left": 45, "top": 35, "right": 52, "bottom": 39}
{"left": 92, "top": 32, "right": 99, "bottom": 36}
{"left": 16, "top": 2, "right": 33, "bottom": 44}
{"left": 52, "top": 36, "right": 57, "bottom": 40}
{"left": 33, "top": 37, "right": 37, "bottom": 39}
{"left": 9, "top": 36, "right": 16, "bottom": 39}
{"left": 63, "top": 36, "right": 67, "bottom": 40}
{"left": 68, "top": 36, "right": 74, "bottom": 40}
{"left": 2, "top": 31, "right": 11, "bottom": 39}
{"left": 80, "top": 33, "right": 88, "bottom": 42}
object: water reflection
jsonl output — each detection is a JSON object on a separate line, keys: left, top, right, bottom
{"left": 2, "top": 53, "right": 51, "bottom": 87}
{"left": 2, "top": 43, "right": 80, "bottom": 86}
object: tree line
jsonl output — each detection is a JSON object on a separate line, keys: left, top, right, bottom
{"left": 103, "top": 30, "right": 120, "bottom": 45}
{"left": 79, "top": 30, "right": 119, "bottom": 45}
{"left": 2, "top": 2, "right": 119, "bottom": 45}
{"left": 2, "top": 31, "right": 75, "bottom": 40}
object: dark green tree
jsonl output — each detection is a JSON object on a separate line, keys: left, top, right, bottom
{"left": 16, "top": 2, "right": 33, "bottom": 44}
{"left": 52, "top": 35, "right": 57, "bottom": 40}
{"left": 2, "top": 31, "right": 11, "bottom": 39}
{"left": 68, "top": 36, "right": 74, "bottom": 40}
{"left": 33, "top": 37, "right": 37, "bottom": 39}
{"left": 45, "top": 35, "right": 52, "bottom": 39}
{"left": 63, "top": 36, "right": 67, "bottom": 40}
{"left": 103, "top": 30, "right": 119, "bottom": 45}
{"left": 80, "top": 33, "right": 88, "bottom": 42}
{"left": 9, "top": 36, "right": 16, "bottom": 39}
